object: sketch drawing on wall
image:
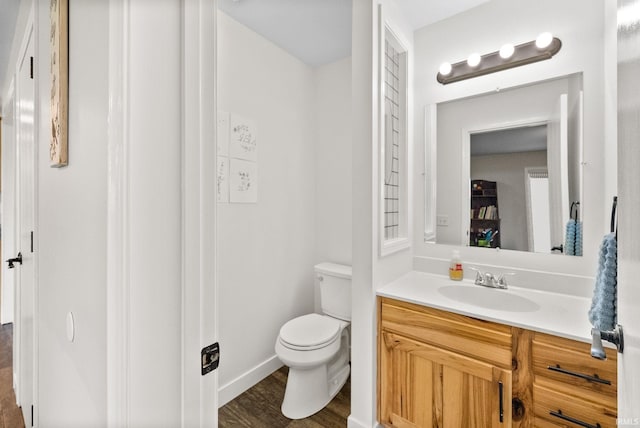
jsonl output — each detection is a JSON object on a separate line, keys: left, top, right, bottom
{"left": 217, "top": 156, "right": 229, "bottom": 203}
{"left": 229, "top": 158, "right": 257, "bottom": 203}
{"left": 230, "top": 114, "right": 257, "bottom": 162}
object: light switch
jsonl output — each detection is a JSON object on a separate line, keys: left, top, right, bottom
{"left": 436, "top": 215, "right": 449, "bottom": 226}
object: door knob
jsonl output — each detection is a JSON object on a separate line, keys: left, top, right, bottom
{"left": 6, "top": 252, "right": 22, "bottom": 269}
{"left": 591, "top": 325, "right": 624, "bottom": 359}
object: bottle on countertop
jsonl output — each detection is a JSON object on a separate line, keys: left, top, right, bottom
{"left": 449, "top": 250, "right": 464, "bottom": 281}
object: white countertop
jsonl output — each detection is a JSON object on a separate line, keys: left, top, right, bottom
{"left": 377, "top": 270, "right": 597, "bottom": 345}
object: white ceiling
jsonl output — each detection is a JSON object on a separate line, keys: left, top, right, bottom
{"left": 219, "top": 0, "right": 353, "bottom": 67}
{"left": 403, "top": 0, "right": 490, "bottom": 32}
{"left": 219, "top": 0, "right": 490, "bottom": 67}
{"left": 1, "top": 0, "right": 492, "bottom": 93}
{"left": 0, "top": 0, "right": 21, "bottom": 98}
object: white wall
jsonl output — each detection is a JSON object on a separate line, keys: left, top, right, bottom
{"left": 125, "top": 2, "right": 184, "bottom": 425}
{"left": 314, "top": 57, "right": 352, "bottom": 267}
{"left": 314, "top": 57, "right": 352, "bottom": 312}
{"left": 412, "top": 0, "right": 613, "bottom": 281}
{"left": 350, "top": 1, "right": 414, "bottom": 426}
{"left": 35, "top": 1, "right": 108, "bottom": 425}
{"left": 216, "top": 11, "right": 318, "bottom": 405}
{"left": 470, "top": 151, "right": 548, "bottom": 252}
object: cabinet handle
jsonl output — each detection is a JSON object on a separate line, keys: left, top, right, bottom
{"left": 498, "top": 381, "right": 504, "bottom": 423}
{"left": 550, "top": 410, "right": 601, "bottom": 428}
{"left": 547, "top": 364, "right": 612, "bottom": 385}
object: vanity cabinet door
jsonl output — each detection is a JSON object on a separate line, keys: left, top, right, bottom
{"left": 379, "top": 331, "right": 512, "bottom": 428}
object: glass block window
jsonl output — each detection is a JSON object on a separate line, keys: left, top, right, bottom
{"left": 383, "top": 30, "right": 407, "bottom": 242}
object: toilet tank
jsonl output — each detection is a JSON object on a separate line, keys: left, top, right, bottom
{"left": 315, "top": 263, "right": 352, "bottom": 321}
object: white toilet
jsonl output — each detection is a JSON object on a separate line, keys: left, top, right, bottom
{"left": 275, "top": 262, "right": 352, "bottom": 420}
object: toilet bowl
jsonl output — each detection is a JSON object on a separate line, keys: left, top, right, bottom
{"left": 275, "top": 263, "right": 352, "bottom": 420}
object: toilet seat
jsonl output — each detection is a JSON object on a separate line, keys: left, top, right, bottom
{"left": 279, "top": 313, "right": 341, "bottom": 351}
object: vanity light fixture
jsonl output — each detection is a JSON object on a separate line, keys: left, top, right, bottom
{"left": 436, "top": 33, "right": 562, "bottom": 85}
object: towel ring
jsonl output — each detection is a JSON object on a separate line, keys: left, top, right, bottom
{"left": 611, "top": 196, "right": 618, "bottom": 237}
{"left": 570, "top": 201, "right": 580, "bottom": 221}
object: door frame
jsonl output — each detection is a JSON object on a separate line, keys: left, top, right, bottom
{"left": 461, "top": 117, "right": 548, "bottom": 246}
{"left": 106, "top": 0, "right": 217, "bottom": 426}
{"left": 1, "top": 78, "right": 16, "bottom": 326}
{"left": 182, "top": 0, "right": 218, "bottom": 425}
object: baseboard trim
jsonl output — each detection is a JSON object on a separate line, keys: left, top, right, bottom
{"left": 347, "top": 415, "right": 376, "bottom": 428}
{"left": 218, "top": 355, "right": 283, "bottom": 407}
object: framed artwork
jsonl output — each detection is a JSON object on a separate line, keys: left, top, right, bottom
{"left": 50, "top": 0, "right": 69, "bottom": 167}
{"left": 230, "top": 114, "right": 257, "bottom": 162}
{"left": 229, "top": 159, "right": 257, "bottom": 203}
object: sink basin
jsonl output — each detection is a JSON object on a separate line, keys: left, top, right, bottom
{"left": 437, "top": 285, "right": 540, "bottom": 313}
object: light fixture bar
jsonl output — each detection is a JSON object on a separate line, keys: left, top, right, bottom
{"left": 436, "top": 37, "right": 562, "bottom": 85}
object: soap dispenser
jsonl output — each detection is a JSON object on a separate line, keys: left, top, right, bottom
{"left": 449, "top": 250, "right": 464, "bottom": 281}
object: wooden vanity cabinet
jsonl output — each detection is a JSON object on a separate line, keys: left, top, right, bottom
{"left": 378, "top": 298, "right": 517, "bottom": 427}
{"left": 531, "top": 332, "right": 618, "bottom": 428}
{"left": 378, "top": 297, "right": 618, "bottom": 428}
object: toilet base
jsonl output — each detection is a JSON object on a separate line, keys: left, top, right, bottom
{"left": 281, "top": 362, "right": 350, "bottom": 420}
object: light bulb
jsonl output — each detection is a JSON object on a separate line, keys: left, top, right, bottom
{"left": 467, "top": 53, "right": 481, "bottom": 68}
{"left": 536, "top": 32, "right": 553, "bottom": 49}
{"left": 439, "top": 62, "right": 452, "bottom": 76}
{"left": 499, "top": 44, "right": 514, "bottom": 59}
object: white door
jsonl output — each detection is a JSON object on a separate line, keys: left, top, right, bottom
{"left": 546, "top": 94, "right": 569, "bottom": 253}
{"left": 617, "top": 0, "right": 640, "bottom": 417}
{"left": 14, "top": 26, "right": 35, "bottom": 426}
{"left": 524, "top": 168, "right": 551, "bottom": 253}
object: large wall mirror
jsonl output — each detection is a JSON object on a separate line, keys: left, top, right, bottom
{"left": 413, "top": 0, "right": 615, "bottom": 269}
{"left": 430, "top": 73, "right": 583, "bottom": 255}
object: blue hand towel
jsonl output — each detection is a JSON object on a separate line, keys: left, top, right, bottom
{"left": 588, "top": 233, "right": 617, "bottom": 331}
{"left": 574, "top": 221, "right": 583, "bottom": 256}
{"left": 565, "top": 219, "right": 576, "bottom": 255}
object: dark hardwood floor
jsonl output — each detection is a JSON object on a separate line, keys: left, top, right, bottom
{"left": 0, "top": 324, "right": 24, "bottom": 428}
{"left": 219, "top": 366, "right": 350, "bottom": 428}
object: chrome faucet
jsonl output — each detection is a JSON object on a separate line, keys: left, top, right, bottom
{"left": 470, "top": 267, "right": 512, "bottom": 289}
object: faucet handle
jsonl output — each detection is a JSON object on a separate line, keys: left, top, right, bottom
{"left": 497, "top": 272, "right": 515, "bottom": 287}
{"left": 469, "top": 267, "right": 484, "bottom": 284}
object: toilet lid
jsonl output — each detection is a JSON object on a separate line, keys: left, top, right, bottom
{"left": 279, "top": 313, "right": 341, "bottom": 350}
